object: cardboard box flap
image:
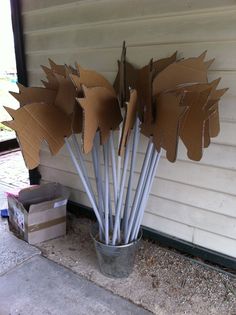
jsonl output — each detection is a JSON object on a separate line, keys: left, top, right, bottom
{"left": 18, "top": 183, "right": 69, "bottom": 212}
{"left": 29, "top": 196, "right": 68, "bottom": 214}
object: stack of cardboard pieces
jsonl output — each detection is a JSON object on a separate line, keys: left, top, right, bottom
{"left": 7, "top": 183, "right": 69, "bottom": 244}
{"left": 1, "top": 44, "right": 227, "bottom": 168}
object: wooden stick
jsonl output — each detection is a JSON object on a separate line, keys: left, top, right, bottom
{"left": 117, "top": 127, "right": 123, "bottom": 242}
{"left": 106, "top": 136, "right": 113, "bottom": 231}
{"left": 103, "top": 142, "right": 110, "bottom": 244}
{"left": 92, "top": 137, "right": 104, "bottom": 241}
{"left": 94, "top": 134, "right": 105, "bottom": 212}
{"left": 71, "top": 134, "right": 96, "bottom": 204}
{"left": 109, "top": 131, "right": 118, "bottom": 205}
{"left": 129, "top": 144, "right": 154, "bottom": 235}
{"left": 112, "top": 138, "right": 132, "bottom": 245}
{"left": 131, "top": 149, "right": 161, "bottom": 241}
{"left": 117, "top": 125, "right": 122, "bottom": 196}
{"left": 122, "top": 118, "right": 140, "bottom": 236}
{"left": 124, "top": 139, "right": 153, "bottom": 244}
{"left": 65, "top": 138, "right": 104, "bottom": 233}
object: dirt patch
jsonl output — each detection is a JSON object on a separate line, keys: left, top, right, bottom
{"left": 37, "top": 213, "right": 236, "bottom": 315}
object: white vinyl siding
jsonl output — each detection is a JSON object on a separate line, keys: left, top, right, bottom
{"left": 21, "top": 0, "right": 236, "bottom": 258}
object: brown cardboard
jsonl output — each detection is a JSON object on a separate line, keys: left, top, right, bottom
{"left": 70, "top": 64, "right": 116, "bottom": 96}
{"left": 118, "top": 89, "right": 138, "bottom": 156}
{"left": 208, "top": 87, "right": 228, "bottom": 137}
{"left": 41, "top": 60, "right": 76, "bottom": 91}
{"left": 41, "top": 65, "right": 59, "bottom": 90}
{"left": 137, "top": 53, "right": 178, "bottom": 123}
{"left": 113, "top": 41, "right": 139, "bottom": 107}
{"left": 152, "top": 52, "right": 212, "bottom": 95}
{"left": 174, "top": 80, "right": 227, "bottom": 148}
{"left": 72, "top": 102, "right": 83, "bottom": 134}
{"left": 152, "top": 51, "right": 177, "bottom": 76}
{"left": 48, "top": 58, "right": 67, "bottom": 76}
{"left": 151, "top": 91, "right": 188, "bottom": 162}
{"left": 54, "top": 70, "right": 78, "bottom": 115}
{"left": 77, "top": 85, "right": 122, "bottom": 153}
{"left": 136, "top": 59, "right": 153, "bottom": 123}
{"left": 7, "top": 183, "right": 69, "bottom": 245}
{"left": 113, "top": 45, "right": 177, "bottom": 110}
{"left": 1, "top": 51, "right": 227, "bottom": 167}
{"left": 2, "top": 103, "right": 71, "bottom": 169}
{"left": 116, "top": 41, "right": 127, "bottom": 106}
{"left": 180, "top": 88, "right": 214, "bottom": 161}
{"left": 10, "top": 84, "right": 56, "bottom": 107}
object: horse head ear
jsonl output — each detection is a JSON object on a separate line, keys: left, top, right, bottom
{"left": 198, "top": 51, "right": 207, "bottom": 61}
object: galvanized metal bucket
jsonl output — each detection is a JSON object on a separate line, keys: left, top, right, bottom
{"left": 91, "top": 224, "right": 142, "bottom": 278}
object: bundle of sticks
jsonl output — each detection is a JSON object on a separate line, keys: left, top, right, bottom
{"left": 2, "top": 43, "right": 227, "bottom": 245}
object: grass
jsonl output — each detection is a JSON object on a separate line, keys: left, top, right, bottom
{"left": 0, "top": 122, "right": 12, "bottom": 131}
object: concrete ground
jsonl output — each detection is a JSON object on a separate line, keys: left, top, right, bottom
{"left": 0, "top": 151, "right": 151, "bottom": 315}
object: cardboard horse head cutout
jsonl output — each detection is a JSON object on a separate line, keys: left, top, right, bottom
{"left": 1, "top": 47, "right": 227, "bottom": 171}
{"left": 3, "top": 103, "right": 71, "bottom": 169}
{"left": 77, "top": 85, "right": 122, "bottom": 154}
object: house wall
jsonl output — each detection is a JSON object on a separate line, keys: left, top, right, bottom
{"left": 21, "top": 0, "right": 236, "bottom": 257}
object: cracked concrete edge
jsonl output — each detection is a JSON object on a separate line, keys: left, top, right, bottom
{"left": 0, "top": 227, "right": 41, "bottom": 277}
{"left": 0, "top": 250, "right": 41, "bottom": 277}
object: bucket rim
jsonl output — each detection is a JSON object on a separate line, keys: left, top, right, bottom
{"left": 90, "top": 223, "right": 142, "bottom": 249}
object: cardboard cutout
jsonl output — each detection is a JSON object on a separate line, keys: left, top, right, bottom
{"left": 77, "top": 85, "right": 122, "bottom": 153}
{"left": 41, "top": 65, "right": 59, "bottom": 90}
{"left": 113, "top": 42, "right": 139, "bottom": 107}
{"left": 113, "top": 45, "right": 177, "bottom": 111}
{"left": 54, "top": 69, "right": 77, "bottom": 115}
{"left": 180, "top": 88, "right": 215, "bottom": 161}
{"left": 2, "top": 103, "right": 71, "bottom": 169}
{"left": 119, "top": 89, "right": 138, "bottom": 156}
{"left": 136, "top": 59, "right": 153, "bottom": 123}
{"left": 48, "top": 58, "right": 67, "bottom": 76}
{"left": 72, "top": 102, "right": 83, "bottom": 134}
{"left": 152, "top": 51, "right": 177, "bottom": 76}
{"left": 10, "top": 84, "right": 56, "bottom": 107}
{"left": 113, "top": 41, "right": 127, "bottom": 107}
{"left": 208, "top": 87, "right": 228, "bottom": 137}
{"left": 174, "top": 80, "right": 227, "bottom": 149}
{"left": 151, "top": 91, "right": 188, "bottom": 162}
{"left": 1, "top": 50, "right": 227, "bottom": 168}
{"left": 70, "top": 64, "right": 116, "bottom": 96}
{"left": 153, "top": 52, "right": 211, "bottom": 95}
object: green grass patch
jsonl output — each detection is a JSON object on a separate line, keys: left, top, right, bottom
{"left": 0, "top": 122, "right": 12, "bottom": 131}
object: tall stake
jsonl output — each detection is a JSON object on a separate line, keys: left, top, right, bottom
{"left": 109, "top": 131, "right": 118, "bottom": 205}
{"left": 92, "top": 135, "right": 104, "bottom": 240}
{"left": 124, "top": 139, "right": 153, "bottom": 244}
{"left": 104, "top": 142, "right": 110, "bottom": 244}
{"left": 65, "top": 138, "right": 104, "bottom": 233}
{"left": 131, "top": 149, "right": 161, "bottom": 242}
{"left": 122, "top": 118, "right": 140, "bottom": 236}
{"left": 112, "top": 138, "right": 132, "bottom": 245}
{"left": 71, "top": 134, "right": 97, "bottom": 208}
{"left": 117, "top": 125, "right": 122, "bottom": 196}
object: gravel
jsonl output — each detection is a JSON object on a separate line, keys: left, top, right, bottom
{"left": 37, "top": 213, "right": 236, "bottom": 315}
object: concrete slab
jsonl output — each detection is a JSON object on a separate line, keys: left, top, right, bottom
{"left": 0, "top": 181, "right": 40, "bottom": 276}
{"left": 0, "top": 255, "right": 152, "bottom": 315}
{"left": 0, "top": 229, "right": 40, "bottom": 276}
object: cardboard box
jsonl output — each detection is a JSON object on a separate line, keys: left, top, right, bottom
{"left": 7, "top": 183, "right": 69, "bottom": 245}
